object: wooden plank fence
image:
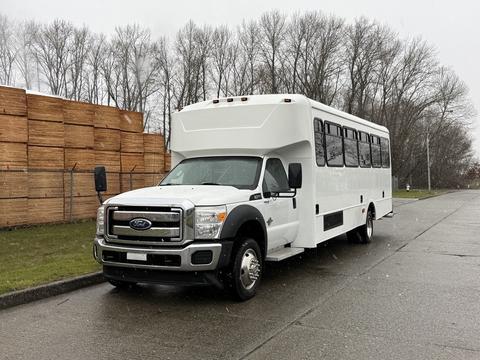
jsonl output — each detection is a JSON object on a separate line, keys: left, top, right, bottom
{"left": 0, "top": 86, "right": 170, "bottom": 228}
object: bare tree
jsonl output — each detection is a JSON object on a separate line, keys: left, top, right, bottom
{"left": 84, "top": 33, "right": 106, "bottom": 104}
{"left": 104, "top": 24, "right": 161, "bottom": 120}
{"left": 173, "top": 21, "right": 212, "bottom": 108}
{"left": 210, "top": 25, "right": 232, "bottom": 97}
{"left": 0, "top": 15, "right": 16, "bottom": 86}
{"left": 286, "top": 12, "right": 344, "bottom": 103}
{"left": 344, "top": 18, "right": 390, "bottom": 118}
{"left": 33, "top": 19, "right": 73, "bottom": 96}
{"left": 67, "top": 26, "right": 90, "bottom": 100}
{"left": 258, "top": 10, "right": 287, "bottom": 93}
{"left": 237, "top": 20, "right": 260, "bottom": 94}
{"left": 0, "top": 11, "right": 476, "bottom": 187}
{"left": 155, "top": 36, "right": 174, "bottom": 148}
{"left": 14, "top": 20, "right": 40, "bottom": 90}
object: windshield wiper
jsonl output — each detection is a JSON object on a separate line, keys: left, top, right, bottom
{"left": 201, "top": 182, "right": 222, "bottom": 185}
{"left": 160, "top": 183, "right": 178, "bottom": 186}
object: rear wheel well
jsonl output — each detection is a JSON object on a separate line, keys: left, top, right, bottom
{"left": 235, "top": 220, "right": 266, "bottom": 260}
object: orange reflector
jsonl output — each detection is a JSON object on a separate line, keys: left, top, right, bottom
{"left": 362, "top": 208, "right": 365, "bottom": 213}
{"left": 217, "top": 212, "right": 227, "bottom": 222}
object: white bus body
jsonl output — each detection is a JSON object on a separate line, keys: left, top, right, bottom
{"left": 171, "top": 94, "right": 392, "bottom": 250}
{"left": 94, "top": 94, "right": 392, "bottom": 300}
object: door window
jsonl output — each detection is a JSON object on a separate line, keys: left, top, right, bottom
{"left": 314, "top": 119, "right": 325, "bottom": 166}
{"left": 262, "top": 158, "right": 290, "bottom": 193}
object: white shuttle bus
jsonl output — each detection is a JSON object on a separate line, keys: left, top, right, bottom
{"left": 93, "top": 94, "right": 392, "bottom": 300}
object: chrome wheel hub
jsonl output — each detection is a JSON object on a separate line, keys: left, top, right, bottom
{"left": 240, "top": 249, "right": 261, "bottom": 290}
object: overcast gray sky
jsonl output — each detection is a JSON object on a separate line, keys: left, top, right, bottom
{"left": 2, "top": 0, "right": 479, "bottom": 156}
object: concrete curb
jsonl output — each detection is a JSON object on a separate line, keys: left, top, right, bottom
{"left": 418, "top": 190, "right": 454, "bottom": 201}
{"left": 0, "top": 272, "right": 105, "bottom": 310}
{"left": 394, "top": 190, "right": 454, "bottom": 203}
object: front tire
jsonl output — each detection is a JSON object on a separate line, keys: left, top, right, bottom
{"left": 228, "top": 238, "right": 262, "bottom": 301}
{"left": 107, "top": 279, "right": 137, "bottom": 289}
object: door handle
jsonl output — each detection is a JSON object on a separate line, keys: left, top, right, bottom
{"left": 264, "top": 200, "right": 270, "bottom": 204}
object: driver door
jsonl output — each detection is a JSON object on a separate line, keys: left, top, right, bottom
{"left": 259, "top": 158, "right": 299, "bottom": 250}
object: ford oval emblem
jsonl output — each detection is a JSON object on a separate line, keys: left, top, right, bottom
{"left": 129, "top": 218, "right": 152, "bottom": 231}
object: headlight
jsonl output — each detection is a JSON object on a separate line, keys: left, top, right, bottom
{"left": 96, "top": 205, "right": 105, "bottom": 236}
{"left": 194, "top": 206, "right": 227, "bottom": 239}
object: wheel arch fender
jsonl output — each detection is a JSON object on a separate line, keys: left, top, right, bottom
{"left": 220, "top": 204, "right": 268, "bottom": 258}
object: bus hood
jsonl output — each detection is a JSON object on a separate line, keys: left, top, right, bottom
{"left": 104, "top": 185, "right": 252, "bottom": 207}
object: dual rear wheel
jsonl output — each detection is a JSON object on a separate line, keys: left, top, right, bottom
{"left": 347, "top": 208, "right": 374, "bottom": 244}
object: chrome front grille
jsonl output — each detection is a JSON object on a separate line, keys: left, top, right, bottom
{"left": 106, "top": 206, "right": 184, "bottom": 246}
{"left": 112, "top": 226, "right": 180, "bottom": 238}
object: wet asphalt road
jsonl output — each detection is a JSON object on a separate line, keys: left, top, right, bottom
{"left": 1, "top": 191, "right": 480, "bottom": 360}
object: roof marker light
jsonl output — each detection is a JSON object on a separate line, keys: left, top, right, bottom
{"left": 213, "top": 99, "right": 219, "bottom": 104}
{"left": 284, "top": 98, "right": 292, "bottom": 103}
{"left": 227, "top": 98, "right": 233, "bottom": 102}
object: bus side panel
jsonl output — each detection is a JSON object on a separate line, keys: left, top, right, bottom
{"left": 312, "top": 109, "right": 391, "bottom": 245}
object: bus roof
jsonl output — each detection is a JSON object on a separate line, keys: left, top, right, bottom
{"left": 181, "top": 94, "right": 389, "bottom": 134}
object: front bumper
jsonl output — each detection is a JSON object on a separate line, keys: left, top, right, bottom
{"left": 93, "top": 237, "right": 226, "bottom": 272}
{"left": 103, "top": 266, "right": 220, "bottom": 286}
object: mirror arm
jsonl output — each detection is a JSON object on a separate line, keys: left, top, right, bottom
{"left": 97, "top": 191, "right": 103, "bottom": 205}
{"left": 271, "top": 188, "right": 297, "bottom": 199}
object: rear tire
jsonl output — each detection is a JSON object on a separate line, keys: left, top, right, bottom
{"left": 347, "top": 208, "right": 374, "bottom": 244}
{"left": 227, "top": 237, "right": 262, "bottom": 301}
{"left": 361, "top": 209, "right": 374, "bottom": 243}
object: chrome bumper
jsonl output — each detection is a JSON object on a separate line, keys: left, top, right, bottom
{"left": 93, "top": 237, "right": 222, "bottom": 271}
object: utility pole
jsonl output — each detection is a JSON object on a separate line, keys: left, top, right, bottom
{"left": 426, "top": 131, "right": 431, "bottom": 192}
{"left": 425, "top": 110, "right": 452, "bottom": 192}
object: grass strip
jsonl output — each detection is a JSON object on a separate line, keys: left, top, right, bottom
{"left": 393, "top": 189, "right": 446, "bottom": 199}
{"left": 0, "top": 221, "right": 100, "bottom": 295}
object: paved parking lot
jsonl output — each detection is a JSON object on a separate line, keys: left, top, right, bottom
{"left": 1, "top": 191, "right": 479, "bottom": 360}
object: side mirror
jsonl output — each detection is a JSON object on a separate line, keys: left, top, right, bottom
{"left": 94, "top": 166, "right": 107, "bottom": 193}
{"left": 288, "top": 163, "right": 302, "bottom": 189}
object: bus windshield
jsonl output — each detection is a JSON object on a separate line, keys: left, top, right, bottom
{"left": 160, "top": 156, "right": 262, "bottom": 190}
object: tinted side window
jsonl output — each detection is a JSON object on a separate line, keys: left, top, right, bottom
{"left": 359, "top": 131, "right": 371, "bottom": 168}
{"left": 380, "top": 137, "right": 390, "bottom": 168}
{"left": 262, "top": 158, "right": 290, "bottom": 193}
{"left": 344, "top": 127, "right": 359, "bottom": 167}
{"left": 325, "top": 122, "right": 343, "bottom": 167}
{"left": 371, "top": 135, "right": 382, "bottom": 168}
{"left": 314, "top": 119, "right": 325, "bottom": 166}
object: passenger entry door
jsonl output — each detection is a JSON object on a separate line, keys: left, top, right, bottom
{"left": 260, "top": 158, "right": 299, "bottom": 251}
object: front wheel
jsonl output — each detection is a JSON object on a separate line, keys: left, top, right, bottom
{"left": 227, "top": 238, "right": 263, "bottom": 301}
